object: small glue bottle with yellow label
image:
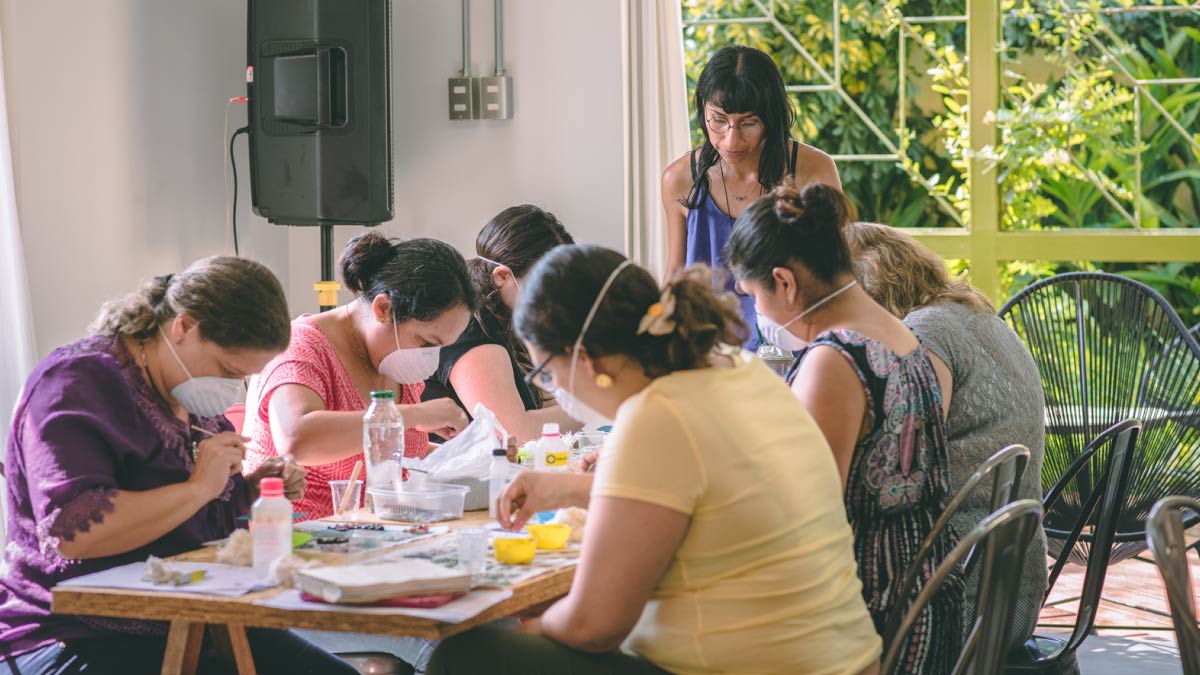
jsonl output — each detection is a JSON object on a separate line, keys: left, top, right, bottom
{"left": 533, "top": 423, "right": 569, "bottom": 473}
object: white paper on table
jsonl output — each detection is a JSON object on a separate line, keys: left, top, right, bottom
{"left": 56, "top": 561, "right": 271, "bottom": 597}
{"left": 256, "top": 588, "right": 514, "bottom": 623}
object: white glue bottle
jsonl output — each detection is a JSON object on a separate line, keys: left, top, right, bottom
{"left": 252, "top": 477, "right": 292, "bottom": 578}
{"left": 534, "top": 423, "right": 569, "bottom": 472}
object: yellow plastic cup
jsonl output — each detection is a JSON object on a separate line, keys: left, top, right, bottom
{"left": 492, "top": 536, "right": 536, "bottom": 564}
{"left": 525, "top": 523, "right": 572, "bottom": 550}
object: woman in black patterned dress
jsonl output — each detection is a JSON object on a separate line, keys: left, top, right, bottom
{"left": 726, "top": 181, "right": 963, "bottom": 674}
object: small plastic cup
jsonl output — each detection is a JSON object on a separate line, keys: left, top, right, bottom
{"left": 570, "top": 432, "right": 606, "bottom": 472}
{"left": 329, "top": 479, "right": 363, "bottom": 518}
{"left": 456, "top": 527, "right": 488, "bottom": 578}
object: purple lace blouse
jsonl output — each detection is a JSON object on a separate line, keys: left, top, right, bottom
{"left": 0, "top": 334, "right": 249, "bottom": 660}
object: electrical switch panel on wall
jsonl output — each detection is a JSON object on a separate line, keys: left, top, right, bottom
{"left": 449, "top": 0, "right": 512, "bottom": 121}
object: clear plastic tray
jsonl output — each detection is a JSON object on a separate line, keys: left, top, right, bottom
{"left": 367, "top": 482, "right": 470, "bottom": 523}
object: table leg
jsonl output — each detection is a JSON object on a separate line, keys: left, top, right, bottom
{"left": 210, "top": 623, "right": 258, "bottom": 675}
{"left": 161, "top": 620, "right": 204, "bottom": 675}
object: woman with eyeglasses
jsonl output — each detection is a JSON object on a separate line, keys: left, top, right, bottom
{"left": 661, "top": 44, "right": 841, "bottom": 349}
{"left": 243, "top": 232, "right": 477, "bottom": 522}
{"left": 426, "top": 245, "right": 881, "bottom": 675}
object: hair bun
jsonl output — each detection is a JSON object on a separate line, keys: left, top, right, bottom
{"left": 341, "top": 231, "right": 399, "bottom": 296}
{"left": 771, "top": 182, "right": 807, "bottom": 227}
{"left": 771, "top": 181, "right": 850, "bottom": 236}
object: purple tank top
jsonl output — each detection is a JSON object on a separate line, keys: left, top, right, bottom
{"left": 686, "top": 181, "right": 760, "bottom": 350}
{"left": 684, "top": 143, "right": 799, "bottom": 350}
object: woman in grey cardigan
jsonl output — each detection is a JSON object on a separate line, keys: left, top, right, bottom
{"left": 845, "top": 221, "right": 1048, "bottom": 651}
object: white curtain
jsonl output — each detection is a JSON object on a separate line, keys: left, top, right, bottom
{"left": 0, "top": 29, "right": 38, "bottom": 538}
{"left": 621, "top": 0, "right": 691, "bottom": 280}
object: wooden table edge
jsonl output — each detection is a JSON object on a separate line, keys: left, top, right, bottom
{"left": 51, "top": 566, "right": 574, "bottom": 640}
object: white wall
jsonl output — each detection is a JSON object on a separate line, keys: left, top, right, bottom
{"left": 285, "top": 0, "right": 625, "bottom": 314}
{"left": 1, "top": 0, "right": 291, "bottom": 358}
{"left": 1, "top": 0, "right": 625, "bottom": 352}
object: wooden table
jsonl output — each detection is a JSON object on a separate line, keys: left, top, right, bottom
{"left": 51, "top": 511, "right": 576, "bottom": 675}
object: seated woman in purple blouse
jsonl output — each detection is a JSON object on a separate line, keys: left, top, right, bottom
{"left": 0, "top": 256, "right": 357, "bottom": 675}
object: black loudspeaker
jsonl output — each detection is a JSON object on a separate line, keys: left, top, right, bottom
{"left": 247, "top": 0, "right": 393, "bottom": 226}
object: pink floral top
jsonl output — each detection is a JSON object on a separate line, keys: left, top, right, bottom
{"left": 243, "top": 317, "right": 429, "bottom": 520}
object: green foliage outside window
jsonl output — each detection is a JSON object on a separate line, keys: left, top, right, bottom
{"left": 681, "top": 0, "right": 1200, "bottom": 319}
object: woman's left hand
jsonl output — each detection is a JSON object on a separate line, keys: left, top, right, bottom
{"left": 248, "top": 455, "right": 308, "bottom": 502}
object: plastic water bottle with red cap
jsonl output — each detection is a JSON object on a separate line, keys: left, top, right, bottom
{"left": 252, "top": 477, "right": 292, "bottom": 578}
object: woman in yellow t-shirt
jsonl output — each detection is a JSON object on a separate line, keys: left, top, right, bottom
{"left": 426, "top": 245, "right": 881, "bottom": 675}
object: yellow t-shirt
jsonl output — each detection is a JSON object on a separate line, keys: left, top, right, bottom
{"left": 593, "top": 354, "right": 881, "bottom": 675}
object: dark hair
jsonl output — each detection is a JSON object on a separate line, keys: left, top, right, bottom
{"left": 340, "top": 231, "right": 479, "bottom": 321}
{"left": 471, "top": 205, "right": 574, "bottom": 384}
{"left": 725, "top": 181, "right": 855, "bottom": 291}
{"left": 515, "top": 245, "right": 746, "bottom": 378}
{"left": 90, "top": 256, "right": 291, "bottom": 351}
{"left": 686, "top": 45, "right": 796, "bottom": 209}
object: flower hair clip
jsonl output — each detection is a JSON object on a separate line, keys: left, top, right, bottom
{"left": 637, "top": 287, "right": 677, "bottom": 336}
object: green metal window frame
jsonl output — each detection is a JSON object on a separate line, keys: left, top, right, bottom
{"left": 683, "top": 0, "right": 1200, "bottom": 301}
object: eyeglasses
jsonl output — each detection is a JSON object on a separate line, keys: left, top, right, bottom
{"left": 706, "top": 117, "right": 764, "bottom": 135}
{"left": 524, "top": 353, "right": 557, "bottom": 395}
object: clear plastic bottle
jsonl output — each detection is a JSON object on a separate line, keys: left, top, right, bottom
{"left": 252, "top": 477, "right": 292, "bottom": 578}
{"left": 534, "top": 423, "right": 569, "bottom": 472}
{"left": 489, "top": 447, "right": 518, "bottom": 518}
{"left": 363, "top": 390, "right": 406, "bottom": 495}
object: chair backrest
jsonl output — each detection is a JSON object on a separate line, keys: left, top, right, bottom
{"left": 882, "top": 499, "right": 1044, "bottom": 675}
{"left": 881, "top": 444, "right": 1030, "bottom": 647}
{"left": 1042, "top": 419, "right": 1141, "bottom": 655}
{"left": 1146, "top": 496, "right": 1200, "bottom": 675}
{"left": 999, "top": 272, "right": 1200, "bottom": 562}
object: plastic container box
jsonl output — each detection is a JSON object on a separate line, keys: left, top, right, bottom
{"left": 367, "top": 483, "right": 470, "bottom": 523}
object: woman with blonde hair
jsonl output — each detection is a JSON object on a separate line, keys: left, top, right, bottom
{"left": 844, "top": 220, "right": 1048, "bottom": 653}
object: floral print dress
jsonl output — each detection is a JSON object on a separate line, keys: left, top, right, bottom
{"left": 788, "top": 330, "right": 963, "bottom": 674}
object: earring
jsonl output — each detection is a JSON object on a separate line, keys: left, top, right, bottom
{"left": 595, "top": 373, "right": 614, "bottom": 389}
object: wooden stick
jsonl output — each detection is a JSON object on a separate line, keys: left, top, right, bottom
{"left": 190, "top": 425, "right": 217, "bottom": 437}
{"left": 339, "top": 460, "right": 364, "bottom": 514}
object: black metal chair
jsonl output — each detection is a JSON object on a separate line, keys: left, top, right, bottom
{"left": 883, "top": 499, "right": 1044, "bottom": 675}
{"left": 881, "top": 444, "right": 1031, "bottom": 647}
{"left": 1005, "top": 419, "right": 1141, "bottom": 674}
{"left": 1146, "top": 496, "right": 1200, "bottom": 675}
{"left": 999, "top": 272, "right": 1200, "bottom": 565}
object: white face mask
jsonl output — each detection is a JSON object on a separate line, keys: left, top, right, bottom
{"left": 160, "top": 328, "right": 245, "bottom": 418}
{"left": 554, "top": 260, "right": 635, "bottom": 429}
{"left": 756, "top": 280, "right": 858, "bottom": 353}
{"left": 554, "top": 388, "right": 612, "bottom": 429}
{"left": 377, "top": 319, "right": 441, "bottom": 385}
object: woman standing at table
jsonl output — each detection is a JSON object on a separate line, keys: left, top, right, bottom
{"left": 725, "top": 182, "right": 962, "bottom": 673}
{"left": 661, "top": 44, "right": 841, "bottom": 349}
{"left": 244, "top": 232, "right": 477, "bottom": 521}
{"left": 428, "top": 246, "right": 881, "bottom": 675}
{"left": 0, "top": 257, "right": 357, "bottom": 675}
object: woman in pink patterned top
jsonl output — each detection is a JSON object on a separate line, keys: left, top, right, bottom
{"left": 244, "top": 232, "right": 479, "bottom": 520}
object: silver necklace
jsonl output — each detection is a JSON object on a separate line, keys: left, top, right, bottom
{"left": 718, "top": 160, "right": 762, "bottom": 222}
